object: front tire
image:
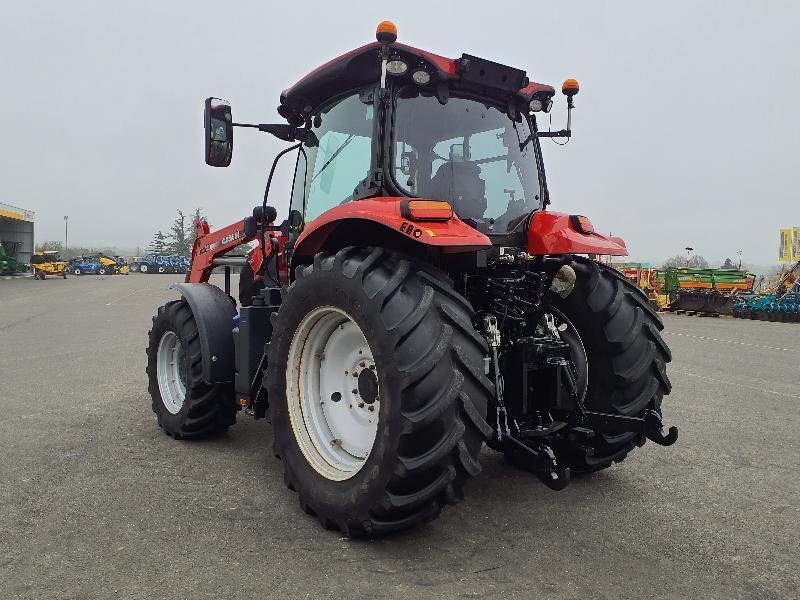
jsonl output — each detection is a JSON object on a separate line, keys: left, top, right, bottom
{"left": 551, "top": 256, "right": 672, "bottom": 472}
{"left": 266, "top": 247, "right": 493, "bottom": 536}
{"left": 146, "top": 300, "right": 236, "bottom": 439}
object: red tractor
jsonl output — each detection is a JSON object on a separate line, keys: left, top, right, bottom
{"left": 146, "top": 22, "right": 676, "bottom": 536}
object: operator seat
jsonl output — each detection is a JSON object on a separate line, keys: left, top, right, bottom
{"left": 428, "top": 161, "right": 487, "bottom": 221}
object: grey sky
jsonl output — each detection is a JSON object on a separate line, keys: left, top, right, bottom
{"left": 2, "top": 0, "right": 797, "bottom": 266}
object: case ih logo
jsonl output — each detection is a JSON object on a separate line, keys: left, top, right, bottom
{"left": 199, "top": 230, "right": 242, "bottom": 255}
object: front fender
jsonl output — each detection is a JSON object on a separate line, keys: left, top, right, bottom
{"left": 528, "top": 212, "right": 628, "bottom": 256}
{"left": 171, "top": 283, "right": 236, "bottom": 384}
{"left": 292, "top": 197, "right": 491, "bottom": 263}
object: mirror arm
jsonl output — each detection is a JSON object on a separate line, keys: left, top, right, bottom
{"left": 536, "top": 130, "right": 571, "bottom": 138}
{"left": 233, "top": 122, "right": 314, "bottom": 144}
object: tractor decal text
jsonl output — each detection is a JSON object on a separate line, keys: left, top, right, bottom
{"left": 198, "top": 229, "right": 243, "bottom": 255}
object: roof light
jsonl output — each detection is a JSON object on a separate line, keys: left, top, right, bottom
{"left": 402, "top": 200, "right": 453, "bottom": 221}
{"left": 562, "top": 78, "right": 580, "bottom": 97}
{"left": 386, "top": 59, "right": 408, "bottom": 75}
{"left": 376, "top": 21, "right": 398, "bottom": 44}
{"left": 412, "top": 69, "right": 431, "bottom": 85}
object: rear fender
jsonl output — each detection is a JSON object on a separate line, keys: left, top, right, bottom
{"left": 528, "top": 211, "right": 628, "bottom": 256}
{"left": 292, "top": 197, "right": 491, "bottom": 267}
{"left": 171, "top": 283, "right": 236, "bottom": 384}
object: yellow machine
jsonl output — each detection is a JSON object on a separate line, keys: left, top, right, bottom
{"left": 98, "top": 254, "right": 130, "bottom": 275}
{"left": 611, "top": 263, "right": 670, "bottom": 311}
{"left": 30, "top": 251, "right": 68, "bottom": 279}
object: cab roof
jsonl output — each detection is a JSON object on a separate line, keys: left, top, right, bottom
{"left": 278, "top": 42, "right": 555, "bottom": 125}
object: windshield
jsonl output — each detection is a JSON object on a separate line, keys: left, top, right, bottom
{"left": 393, "top": 93, "right": 541, "bottom": 233}
{"left": 291, "top": 93, "right": 374, "bottom": 224}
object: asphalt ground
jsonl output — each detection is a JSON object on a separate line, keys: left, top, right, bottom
{"left": 0, "top": 273, "right": 797, "bottom": 600}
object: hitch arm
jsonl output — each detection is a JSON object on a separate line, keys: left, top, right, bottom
{"left": 583, "top": 410, "right": 679, "bottom": 447}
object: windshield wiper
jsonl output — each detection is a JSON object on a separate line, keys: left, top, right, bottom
{"left": 311, "top": 134, "right": 355, "bottom": 182}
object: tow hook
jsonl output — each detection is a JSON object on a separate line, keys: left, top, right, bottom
{"left": 644, "top": 409, "right": 679, "bottom": 446}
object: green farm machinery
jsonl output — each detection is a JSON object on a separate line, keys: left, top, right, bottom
{"left": 0, "top": 242, "right": 29, "bottom": 275}
{"left": 660, "top": 267, "right": 755, "bottom": 315}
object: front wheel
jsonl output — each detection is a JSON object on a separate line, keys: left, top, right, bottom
{"left": 266, "top": 247, "right": 493, "bottom": 537}
{"left": 550, "top": 256, "right": 672, "bottom": 472}
{"left": 145, "top": 300, "right": 237, "bottom": 438}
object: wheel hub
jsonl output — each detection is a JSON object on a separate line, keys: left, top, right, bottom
{"left": 357, "top": 368, "right": 379, "bottom": 404}
{"left": 286, "top": 307, "right": 380, "bottom": 481}
{"left": 156, "top": 330, "right": 187, "bottom": 414}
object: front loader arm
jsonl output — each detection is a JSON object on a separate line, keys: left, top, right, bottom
{"left": 187, "top": 218, "right": 270, "bottom": 283}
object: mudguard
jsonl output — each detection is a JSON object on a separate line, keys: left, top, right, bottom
{"left": 292, "top": 197, "right": 491, "bottom": 262}
{"left": 171, "top": 283, "right": 236, "bottom": 384}
{"left": 528, "top": 211, "right": 628, "bottom": 256}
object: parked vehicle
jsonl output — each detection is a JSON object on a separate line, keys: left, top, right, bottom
{"left": 138, "top": 255, "right": 188, "bottom": 274}
{"left": 0, "top": 242, "right": 29, "bottom": 275}
{"left": 129, "top": 256, "right": 144, "bottom": 272}
{"left": 66, "top": 256, "right": 103, "bottom": 275}
{"left": 146, "top": 22, "right": 677, "bottom": 536}
{"left": 30, "top": 251, "right": 67, "bottom": 279}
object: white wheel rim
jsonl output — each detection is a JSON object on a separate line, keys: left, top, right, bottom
{"left": 156, "top": 331, "right": 187, "bottom": 414}
{"left": 141, "top": 265, "right": 148, "bottom": 272}
{"left": 286, "top": 306, "right": 379, "bottom": 481}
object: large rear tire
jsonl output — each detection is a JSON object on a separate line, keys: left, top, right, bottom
{"left": 551, "top": 256, "right": 672, "bottom": 472}
{"left": 266, "top": 247, "right": 493, "bottom": 536}
{"left": 146, "top": 300, "right": 236, "bottom": 439}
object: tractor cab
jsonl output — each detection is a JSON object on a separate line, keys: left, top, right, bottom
{"left": 275, "top": 34, "right": 555, "bottom": 240}
{"left": 201, "top": 22, "right": 624, "bottom": 266}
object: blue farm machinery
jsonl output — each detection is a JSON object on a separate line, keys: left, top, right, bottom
{"left": 733, "top": 261, "right": 800, "bottom": 323}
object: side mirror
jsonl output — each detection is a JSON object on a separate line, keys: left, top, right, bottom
{"left": 204, "top": 97, "right": 233, "bottom": 167}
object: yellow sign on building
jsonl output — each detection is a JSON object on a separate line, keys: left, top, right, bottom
{"left": 779, "top": 227, "right": 800, "bottom": 262}
{"left": 0, "top": 202, "right": 35, "bottom": 222}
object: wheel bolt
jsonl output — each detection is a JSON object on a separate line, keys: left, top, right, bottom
{"left": 352, "top": 389, "right": 358, "bottom": 395}
{"left": 368, "top": 405, "right": 375, "bottom": 412}
{"left": 360, "top": 362, "right": 365, "bottom": 368}
{"left": 358, "top": 402, "right": 365, "bottom": 408}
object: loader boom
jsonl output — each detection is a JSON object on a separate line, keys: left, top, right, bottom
{"left": 187, "top": 217, "right": 273, "bottom": 284}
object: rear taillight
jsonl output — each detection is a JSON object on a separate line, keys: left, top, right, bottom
{"left": 401, "top": 200, "right": 453, "bottom": 221}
